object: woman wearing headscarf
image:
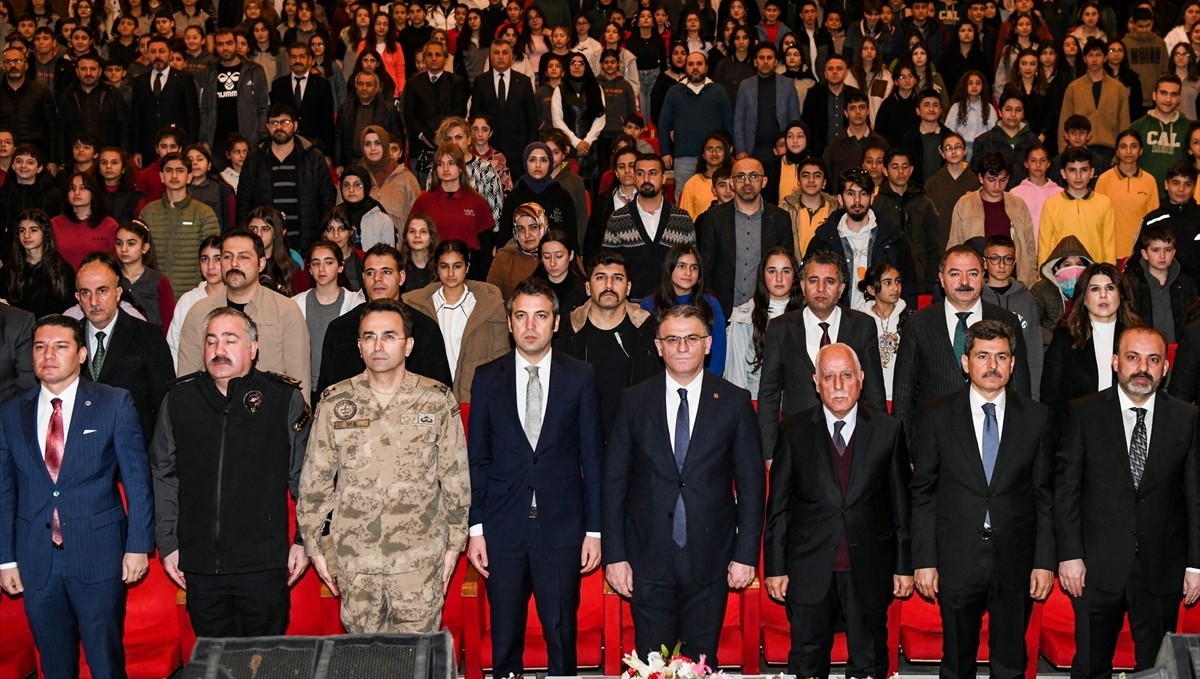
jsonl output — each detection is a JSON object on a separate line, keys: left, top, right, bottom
{"left": 551, "top": 53, "right": 607, "bottom": 189}
{"left": 357, "top": 125, "right": 420, "bottom": 236}
{"left": 488, "top": 202, "right": 549, "bottom": 301}
{"left": 338, "top": 166, "right": 395, "bottom": 248}
{"left": 497, "top": 142, "right": 578, "bottom": 251}
{"left": 762, "top": 120, "right": 810, "bottom": 206}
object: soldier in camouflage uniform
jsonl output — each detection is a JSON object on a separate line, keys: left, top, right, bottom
{"left": 298, "top": 298, "right": 471, "bottom": 634}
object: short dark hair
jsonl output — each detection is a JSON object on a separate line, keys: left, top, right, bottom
{"left": 1157, "top": 73, "right": 1184, "bottom": 89}
{"left": 1166, "top": 160, "right": 1200, "bottom": 183}
{"left": 1061, "top": 146, "right": 1093, "bottom": 167}
{"left": 802, "top": 248, "right": 847, "bottom": 284}
{"left": 883, "top": 147, "right": 912, "bottom": 166}
{"left": 359, "top": 298, "right": 413, "bottom": 337}
{"left": 634, "top": 152, "right": 666, "bottom": 172}
{"left": 364, "top": 242, "right": 407, "bottom": 270}
{"left": 941, "top": 243, "right": 985, "bottom": 271}
{"left": 844, "top": 88, "right": 869, "bottom": 107}
{"left": 996, "top": 91, "right": 1025, "bottom": 110}
{"left": 158, "top": 151, "right": 191, "bottom": 173}
{"left": 963, "top": 318, "right": 1015, "bottom": 355}
{"left": 1130, "top": 6, "right": 1154, "bottom": 22}
{"left": 984, "top": 234, "right": 1016, "bottom": 251}
{"left": 586, "top": 251, "right": 628, "bottom": 277}
{"left": 837, "top": 168, "right": 874, "bottom": 195}
{"left": 1063, "top": 114, "right": 1092, "bottom": 133}
{"left": 1081, "top": 37, "right": 1107, "bottom": 56}
{"left": 754, "top": 41, "right": 777, "bottom": 58}
{"left": 657, "top": 303, "right": 711, "bottom": 333}
{"left": 1140, "top": 225, "right": 1176, "bottom": 249}
{"left": 916, "top": 87, "right": 942, "bottom": 104}
{"left": 977, "top": 151, "right": 1013, "bottom": 178}
{"left": 35, "top": 315, "right": 87, "bottom": 350}
{"left": 506, "top": 276, "right": 560, "bottom": 316}
{"left": 223, "top": 227, "right": 267, "bottom": 259}
{"left": 267, "top": 103, "right": 297, "bottom": 120}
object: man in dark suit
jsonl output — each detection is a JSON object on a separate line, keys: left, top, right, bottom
{"left": 270, "top": 42, "right": 336, "bottom": 155}
{"left": 402, "top": 41, "right": 469, "bottom": 162}
{"left": 893, "top": 245, "right": 1030, "bottom": 446}
{"left": 0, "top": 302, "right": 35, "bottom": 403}
{"left": 319, "top": 244, "right": 452, "bottom": 395}
{"left": 758, "top": 248, "right": 887, "bottom": 461}
{"left": 697, "top": 156, "right": 796, "bottom": 317}
{"left": 603, "top": 304, "right": 765, "bottom": 664}
{"left": 128, "top": 35, "right": 198, "bottom": 162}
{"left": 1056, "top": 326, "right": 1200, "bottom": 678}
{"left": 467, "top": 278, "right": 605, "bottom": 677}
{"left": 75, "top": 254, "right": 174, "bottom": 438}
{"left": 799, "top": 55, "right": 860, "bottom": 158}
{"left": 0, "top": 315, "right": 155, "bottom": 679}
{"left": 469, "top": 40, "right": 538, "bottom": 180}
{"left": 911, "top": 319, "right": 1055, "bottom": 679}
{"left": 764, "top": 342, "right": 913, "bottom": 679}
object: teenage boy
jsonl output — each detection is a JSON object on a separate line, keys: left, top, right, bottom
{"left": 781, "top": 157, "right": 838, "bottom": 255}
{"left": 874, "top": 147, "right": 943, "bottom": 293}
{"left": 1126, "top": 225, "right": 1197, "bottom": 343}
{"left": 980, "top": 234, "right": 1044, "bottom": 397}
{"left": 1094, "top": 129, "right": 1159, "bottom": 260}
{"left": 1058, "top": 37, "right": 1131, "bottom": 170}
{"left": 925, "top": 132, "right": 977, "bottom": 248}
{"left": 902, "top": 88, "right": 947, "bottom": 183}
{"left": 1049, "top": 115, "right": 1104, "bottom": 188}
{"left": 1122, "top": 7, "right": 1168, "bottom": 111}
{"left": 970, "top": 92, "right": 1039, "bottom": 188}
{"left": 823, "top": 89, "right": 888, "bottom": 179}
{"left": 756, "top": 0, "right": 792, "bottom": 48}
{"left": 1038, "top": 146, "right": 1117, "bottom": 265}
{"left": 1128, "top": 161, "right": 1200, "bottom": 280}
{"left": 1130, "top": 74, "right": 1190, "bottom": 190}
{"left": 947, "top": 151, "right": 1037, "bottom": 288}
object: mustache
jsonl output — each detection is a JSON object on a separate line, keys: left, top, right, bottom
{"left": 208, "top": 356, "right": 232, "bottom": 366}
{"left": 1130, "top": 371, "right": 1153, "bottom": 381}
{"left": 983, "top": 370, "right": 1002, "bottom": 379}
{"left": 955, "top": 285, "right": 974, "bottom": 292}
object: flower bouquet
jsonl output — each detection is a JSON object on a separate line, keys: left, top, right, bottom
{"left": 622, "top": 645, "right": 729, "bottom": 679}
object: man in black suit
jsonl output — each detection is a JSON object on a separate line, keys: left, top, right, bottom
{"left": 911, "top": 319, "right": 1055, "bottom": 679}
{"left": 1056, "top": 326, "right": 1200, "bottom": 678}
{"left": 892, "top": 245, "right": 1030, "bottom": 446}
{"left": 758, "top": 248, "right": 887, "bottom": 461}
{"left": 603, "top": 305, "right": 765, "bottom": 664}
{"left": 469, "top": 40, "right": 538, "bottom": 180}
{"left": 402, "top": 41, "right": 469, "bottom": 166}
{"left": 697, "top": 156, "right": 796, "bottom": 317}
{"left": 128, "top": 35, "right": 198, "bottom": 163}
{"left": 270, "top": 42, "right": 335, "bottom": 155}
{"left": 467, "top": 278, "right": 605, "bottom": 677}
{"left": 764, "top": 342, "right": 912, "bottom": 679}
{"left": 319, "top": 244, "right": 452, "bottom": 395}
{"left": 75, "top": 254, "right": 174, "bottom": 439}
{"left": 0, "top": 302, "right": 35, "bottom": 403}
{"left": 799, "top": 55, "right": 860, "bottom": 158}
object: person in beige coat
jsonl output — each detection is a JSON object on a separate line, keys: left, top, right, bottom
{"left": 1057, "top": 40, "right": 1132, "bottom": 155}
{"left": 947, "top": 152, "right": 1038, "bottom": 288}
{"left": 358, "top": 125, "right": 421, "bottom": 234}
{"left": 403, "top": 239, "right": 511, "bottom": 403}
{"left": 487, "top": 202, "right": 547, "bottom": 300}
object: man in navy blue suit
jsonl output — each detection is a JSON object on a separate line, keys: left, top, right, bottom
{"left": 0, "top": 315, "right": 155, "bottom": 679}
{"left": 603, "top": 304, "right": 765, "bottom": 665}
{"left": 466, "top": 277, "right": 605, "bottom": 678}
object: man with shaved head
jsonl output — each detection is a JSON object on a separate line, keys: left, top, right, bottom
{"left": 764, "top": 342, "right": 912, "bottom": 679}
{"left": 658, "top": 51, "right": 734, "bottom": 195}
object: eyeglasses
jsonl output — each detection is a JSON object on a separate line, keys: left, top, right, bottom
{"left": 703, "top": 145, "right": 725, "bottom": 152}
{"left": 359, "top": 331, "right": 407, "bottom": 344}
{"left": 342, "top": 181, "right": 365, "bottom": 190}
{"left": 985, "top": 255, "right": 1016, "bottom": 266}
{"left": 266, "top": 119, "right": 295, "bottom": 127}
{"left": 897, "top": 72, "right": 916, "bottom": 79}
{"left": 657, "top": 334, "right": 709, "bottom": 347}
{"left": 731, "top": 172, "right": 763, "bottom": 183}
{"left": 941, "top": 144, "right": 965, "bottom": 152}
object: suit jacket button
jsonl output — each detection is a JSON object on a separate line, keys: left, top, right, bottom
{"left": 45, "top": 523, "right": 51, "bottom": 529}
{"left": 679, "top": 482, "right": 685, "bottom": 487}
{"left": 52, "top": 491, "right": 59, "bottom": 497}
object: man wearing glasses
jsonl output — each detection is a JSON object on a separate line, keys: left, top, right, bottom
{"left": 698, "top": 156, "right": 796, "bottom": 316}
{"left": 604, "top": 303, "right": 764, "bottom": 665}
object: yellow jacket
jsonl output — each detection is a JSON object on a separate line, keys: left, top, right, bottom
{"left": 1038, "top": 190, "right": 1117, "bottom": 266}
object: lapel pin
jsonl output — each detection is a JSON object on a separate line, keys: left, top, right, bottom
{"left": 84, "top": 401, "right": 92, "bottom": 406}
{"left": 713, "top": 393, "right": 719, "bottom": 399}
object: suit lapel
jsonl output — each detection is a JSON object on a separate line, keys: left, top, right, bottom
{"left": 96, "top": 313, "right": 132, "bottom": 382}
{"left": 59, "top": 382, "right": 94, "bottom": 481}
{"left": 844, "top": 406, "right": 873, "bottom": 499}
{"left": 990, "top": 390, "right": 1021, "bottom": 488}
{"left": 933, "top": 303, "right": 960, "bottom": 367}
{"left": 20, "top": 391, "right": 44, "bottom": 477}
{"left": 534, "top": 354, "right": 568, "bottom": 454}
{"left": 502, "top": 353, "right": 534, "bottom": 454}
{"left": 680, "top": 374, "right": 716, "bottom": 477}
{"left": 788, "top": 313, "right": 816, "bottom": 376}
{"left": 651, "top": 373, "right": 676, "bottom": 477}
{"left": 950, "top": 390, "right": 989, "bottom": 490}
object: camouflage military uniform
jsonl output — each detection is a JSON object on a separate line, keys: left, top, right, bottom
{"left": 298, "top": 370, "right": 471, "bottom": 634}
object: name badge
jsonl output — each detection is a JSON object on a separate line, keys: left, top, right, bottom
{"left": 333, "top": 419, "right": 371, "bottom": 429}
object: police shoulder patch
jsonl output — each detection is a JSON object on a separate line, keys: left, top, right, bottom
{"left": 294, "top": 403, "right": 312, "bottom": 432}
{"left": 170, "top": 370, "right": 206, "bottom": 387}
{"left": 263, "top": 371, "right": 303, "bottom": 389}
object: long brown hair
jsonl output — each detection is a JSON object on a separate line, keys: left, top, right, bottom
{"left": 1064, "top": 262, "right": 1142, "bottom": 349}
{"left": 247, "top": 205, "right": 299, "bottom": 292}
{"left": 6, "top": 209, "right": 73, "bottom": 304}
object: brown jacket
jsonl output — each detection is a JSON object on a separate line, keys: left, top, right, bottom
{"left": 366, "top": 162, "right": 421, "bottom": 234}
{"left": 486, "top": 241, "right": 540, "bottom": 301}
{"left": 403, "top": 280, "right": 511, "bottom": 403}
{"left": 1058, "top": 74, "right": 1131, "bottom": 149}
{"left": 947, "top": 190, "right": 1038, "bottom": 288}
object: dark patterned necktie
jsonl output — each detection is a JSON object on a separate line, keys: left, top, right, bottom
{"left": 672, "top": 388, "right": 689, "bottom": 547}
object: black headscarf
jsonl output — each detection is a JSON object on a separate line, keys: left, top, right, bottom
{"left": 564, "top": 54, "right": 605, "bottom": 122}
{"left": 340, "top": 166, "right": 386, "bottom": 229}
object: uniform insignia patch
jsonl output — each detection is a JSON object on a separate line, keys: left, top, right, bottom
{"left": 244, "top": 390, "right": 264, "bottom": 413}
{"left": 334, "top": 400, "right": 357, "bottom": 420}
{"left": 333, "top": 419, "right": 371, "bottom": 429}
{"left": 294, "top": 404, "right": 312, "bottom": 432}
{"left": 419, "top": 413, "right": 435, "bottom": 425}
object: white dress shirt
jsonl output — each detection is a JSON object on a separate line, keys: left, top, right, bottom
{"left": 291, "top": 72, "right": 308, "bottom": 100}
{"left": 803, "top": 306, "right": 843, "bottom": 367}
{"left": 1117, "top": 387, "right": 1154, "bottom": 454}
{"left": 434, "top": 286, "right": 476, "bottom": 380}
{"left": 944, "top": 299, "right": 985, "bottom": 348}
{"left": 969, "top": 386, "right": 1006, "bottom": 456}
{"left": 86, "top": 315, "right": 116, "bottom": 365}
{"left": 636, "top": 195, "right": 666, "bottom": 243}
{"left": 823, "top": 404, "right": 858, "bottom": 442}
{"left": 1092, "top": 320, "right": 1117, "bottom": 390}
{"left": 666, "top": 371, "right": 702, "bottom": 451}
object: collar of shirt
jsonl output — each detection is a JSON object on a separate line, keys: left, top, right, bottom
{"left": 685, "top": 78, "right": 712, "bottom": 94}
{"left": 802, "top": 305, "right": 842, "bottom": 364}
{"left": 86, "top": 316, "right": 116, "bottom": 357}
{"left": 969, "top": 384, "right": 1006, "bottom": 450}
{"left": 155, "top": 66, "right": 171, "bottom": 80}
{"left": 735, "top": 197, "right": 764, "bottom": 219}
{"left": 636, "top": 195, "right": 665, "bottom": 238}
{"left": 665, "top": 370, "right": 703, "bottom": 443}
{"left": 38, "top": 376, "right": 81, "bottom": 455}
{"left": 515, "top": 348, "right": 552, "bottom": 430}
{"left": 1117, "top": 383, "right": 1155, "bottom": 449}
{"left": 944, "top": 299, "right": 984, "bottom": 344}
{"left": 494, "top": 68, "right": 510, "bottom": 83}
{"left": 823, "top": 403, "right": 858, "bottom": 441}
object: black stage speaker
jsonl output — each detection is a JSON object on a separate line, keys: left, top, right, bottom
{"left": 1128, "top": 633, "right": 1200, "bottom": 679}
{"left": 180, "top": 630, "right": 456, "bottom": 679}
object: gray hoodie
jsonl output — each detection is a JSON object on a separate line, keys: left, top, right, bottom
{"left": 982, "top": 278, "right": 1045, "bottom": 400}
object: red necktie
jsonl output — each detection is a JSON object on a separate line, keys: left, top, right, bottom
{"left": 45, "top": 397, "right": 64, "bottom": 545}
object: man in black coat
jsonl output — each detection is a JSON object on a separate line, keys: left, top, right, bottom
{"left": 318, "top": 245, "right": 452, "bottom": 396}
{"left": 799, "top": 55, "right": 860, "bottom": 158}
{"left": 1056, "top": 326, "right": 1200, "bottom": 678}
{"left": 56, "top": 53, "right": 128, "bottom": 165}
{"left": 469, "top": 40, "right": 538, "bottom": 180}
{"left": 892, "top": 245, "right": 1030, "bottom": 446}
{"left": 402, "top": 41, "right": 469, "bottom": 160}
{"left": 0, "top": 44, "right": 60, "bottom": 173}
{"left": 911, "top": 319, "right": 1055, "bottom": 679}
{"left": 74, "top": 255, "right": 174, "bottom": 440}
{"left": 764, "top": 342, "right": 912, "bottom": 679}
{"left": 128, "top": 36, "right": 198, "bottom": 162}
{"left": 757, "top": 248, "right": 887, "bottom": 460}
{"left": 335, "top": 70, "right": 403, "bottom": 171}
{"left": 697, "top": 157, "right": 796, "bottom": 317}
{"left": 270, "top": 43, "right": 336, "bottom": 156}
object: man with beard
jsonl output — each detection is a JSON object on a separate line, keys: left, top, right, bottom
{"left": 57, "top": 53, "right": 128, "bottom": 164}
{"left": 0, "top": 45, "right": 59, "bottom": 174}
{"left": 151, "top": 307, "right": 311, "bottom": 637}
{"left": 199, "top": 28, "right": 269, "bottom": 161}
{"left": 1056, "top": 326, "right": 1200, "bottom": 678}
{"left": 176, "top": 229, "right": 312, "bottom": 399}
{"left": 892, "top": 245, "right": 1030, "bottom": 446}
{"left": 658, "top": 51, "right": 734, "bottom": 194}
{"left": 236, "top": 104, "right": 337, "bottom": 253}
{"left": 129, "top": 35, "right": 198, "bottom": 163}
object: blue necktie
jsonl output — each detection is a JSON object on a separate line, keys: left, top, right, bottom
{"left": 672, "top": 387, "right": 689, "bottom": 547}
{"left": 982, "top": 402, "right": 998, "bottom": 526}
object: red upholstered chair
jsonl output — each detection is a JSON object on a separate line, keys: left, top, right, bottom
{"left": 1178, "top": 601, "right": 1200, "bottom": 632}
{"left": 917, "top": 294, "right": 933, "bottom": 310}
{"left": 606, "top": 581, "right": 761, "bottom": 675}
{"left": 899, "top": 593, "right": 1041, "bottom": 679}
{"left": 759, "top": 590, "right": 901, "bottom": 675}
{"left": 0, "top": 593, "right": 37, "bottom": 679}
{"left": 1169, "top": 343, "right": 1178, "bottom": 367}
{"left": 1039, "top": 582, "right": 1135, "bottom": 670}
{"left": 461, "top": 566, "right": 609, "bottom": 679}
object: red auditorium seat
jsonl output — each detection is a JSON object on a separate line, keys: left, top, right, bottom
{"left": 917, "top": 294, "right": 933, "bottom": 310}
{"left": 1169, "top": 343, "right": 1178, "bottom": 367}
{"left": 899, "top": 593, "right": 1041, "bottom": 679}
{"left": 0, "top": 593, "right": 36, "bottom": 679}
{"left": 1178, "top": 601, "right": 1200, "bottom": 633}
{"left": 461, "top": 566, "right": 610, "bottom": 679}
{"left": 759, "top": 590, "right": 901, "bottom": 675}
{"left": 1040, "top": 582, "right": 1135, "bottom": 670}
{"left": 606, "top": 581, "right": 761, "bottom": 675}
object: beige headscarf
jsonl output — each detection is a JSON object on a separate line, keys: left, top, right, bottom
{"left": 358, "top": 125, "right": 398, "bottom": 188}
